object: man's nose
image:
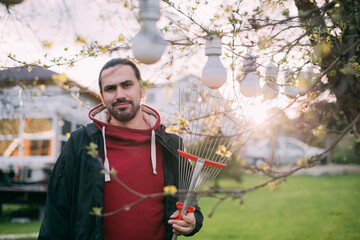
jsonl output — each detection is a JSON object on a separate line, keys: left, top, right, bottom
{"left": 115, "top": 87, "right": 126, "bottom": 99}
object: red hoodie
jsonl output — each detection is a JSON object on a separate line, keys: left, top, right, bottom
{"left": 89, "top": 104, "right": 165, "bottom": 240}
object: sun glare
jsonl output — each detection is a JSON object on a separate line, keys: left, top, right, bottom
{"left": 221, "top": 83, "right": 275, "bottom": 127}
{"left": 248, "top": 103, "right": 269, "bottom": 125}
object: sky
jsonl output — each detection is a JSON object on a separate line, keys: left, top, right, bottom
{"left": 0, "top": 0, "right": 136, "bottom": 91}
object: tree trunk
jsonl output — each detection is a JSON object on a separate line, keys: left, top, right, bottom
{"left": 326, "top": 133, "right": 332, "bottom": 165}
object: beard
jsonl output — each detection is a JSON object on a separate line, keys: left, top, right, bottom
{"left": 107, "top": 99, "right": 141, "bottom": 122}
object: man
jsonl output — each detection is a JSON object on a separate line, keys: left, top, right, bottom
{"left": 38, "top": 58, "right": 203, "bottom": 239}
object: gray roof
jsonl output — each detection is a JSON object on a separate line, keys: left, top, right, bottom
{"left": 0, "top": 66, "right": 99, "bottom": 99}
{"left": 0, "top": 66, "right": 58, "bottom": 85}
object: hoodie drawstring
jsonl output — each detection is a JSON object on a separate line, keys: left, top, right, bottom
{"left": 151, "top": 129, "right": 157, "bottom": 175}
{"left": 102, "top": 126, "right": 111, "bottom": 182}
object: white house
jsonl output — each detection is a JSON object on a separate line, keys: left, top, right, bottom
{"left": 0, "top": 66, "right": 100, "bottom": 184}
{"left": 143, "top": 76, "right": 199, "bottom": 124}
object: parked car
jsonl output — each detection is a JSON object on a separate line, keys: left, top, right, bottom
{"left": 242, "top": 136, "right": 325, "bottom": 166}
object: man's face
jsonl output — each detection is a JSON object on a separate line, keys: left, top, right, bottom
{"left": 100, "top": 64, "right": 143, "bottom": 124}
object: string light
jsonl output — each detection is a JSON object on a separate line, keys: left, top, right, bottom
{"left": 284, "top": 68, "right": 299, "bottom": 98}
{"left": 132, "top": 0, "right": 166, "bottom": 64}
{"left": 12, "top": 85, "right": 23, "bottom": 108}
{"left": 263, "top": 61, "right": 279, "bottom": 100}
{"left": 297, "top": 65, "right": 314, "bottom": 93}
{"left": 201, "top": 34, "right": 227, "bottom": 89}
{"left": 0, "top": 0, "right": 25, "bottom": 6}
{"left": 240, "top": 52, "right": 261, "bottom": 97}
{"left": 70, "top": 86, "right": 80, "bottom": 109}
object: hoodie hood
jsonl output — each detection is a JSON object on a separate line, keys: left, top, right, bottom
{"left": 88, "top": 103, "right": 161, "bottom": 181}
{"left": 89, "top": 103, "right": 160, "bottom": 130}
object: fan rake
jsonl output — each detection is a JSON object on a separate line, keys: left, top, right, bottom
{"left": 171, "top": 81, "right": 251, "bottom": 239}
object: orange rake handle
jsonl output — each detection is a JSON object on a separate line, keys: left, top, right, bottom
{"left": 175, "top": 201, "right": 195, "bottom": 220}
{"left": 177, "top": 150, "right": 227, "bottom": 169}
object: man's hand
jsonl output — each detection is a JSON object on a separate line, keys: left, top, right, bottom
{"left": 168, "top": 210, "right": 196, "bottom": 235}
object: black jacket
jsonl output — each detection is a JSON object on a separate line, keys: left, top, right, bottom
{"left": 38, "top": 123, "right": 203, "bottom": 240}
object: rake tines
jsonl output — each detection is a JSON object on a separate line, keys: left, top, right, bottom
{"left": 171, "top": 81, "right": 251, "bottom": 239}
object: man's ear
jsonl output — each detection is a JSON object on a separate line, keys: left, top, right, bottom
{"left": 141, "top": 89, "right": 146, "bottom": 99}
{"left": 100, "top": 94, "right": 105, "bottom": 105}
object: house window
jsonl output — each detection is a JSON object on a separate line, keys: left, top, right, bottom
{"left": 24, "top": 117, "right": 52, "bottom": 156}
{"left": 0, "top": 119, "right": 20, "bottom": 157}
{"left": 0, "top": 119, "right": 19, "bottom": 135}
{"left": 0, "top": 117, "right": 53, "bottom": 157}
{"left": 61, "top": 120, "right": 72, "bottom": 136}
{"left": 59, "top": 119, "right": 82, "bottom": 150}
{"left": 146, "top": 92, "right": 155, "bottom": 103}
{"left": 23, "top": 139, "right": 52, "bottom": 156}
{"left": 61, "top": 140, "right": 67, "bottom": 150}
{"left": 0, "top": 139, "right": 19, "bottom": 156}
{"left": 24, "top": 118, "right": 52, "bottom": 133}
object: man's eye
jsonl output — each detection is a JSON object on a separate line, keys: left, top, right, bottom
{"left": 104, "top": 86, "right": 115, "bottom": 92}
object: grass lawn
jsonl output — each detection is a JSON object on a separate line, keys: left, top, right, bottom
{"left": 0, "top": 204, "right": 41, "bottom": 238}
{"left": 194, "top": 174, "right": 360, "bottom": 240}
{"left": 1, "top": 174, "right": 359, "bottom": 240}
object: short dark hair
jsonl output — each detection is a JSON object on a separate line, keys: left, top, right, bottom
{"left": 98, "top": 58, "right": 141, "bottom": 94}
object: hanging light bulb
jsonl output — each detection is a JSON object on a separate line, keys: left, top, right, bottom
{"left": 240, "top": 52, "right": 261, "bottom": 97}
{"left": 263, "top": 61, "right": 279, "bottom": 100}
{"left": 306, "top": 65, "right": 314, "bottom": 81}
{"left": 70, "top": 86, "right": 80, "bottom": 97}
{"left": 201, "top": 34, "right": 227, "bottom": 89}
{"left": 132, "top": 0, "right": 166, "bottom": 64}
{"left": 0, "top": 0, "right": 25, "bottom": 6}
{"left": 11, "top": 85, "right": 23, "bottom": 108}
{"left": 297, "top": 65, "right": 314, "bottom": 92}
{"left": 70, "top": 86, "right": 80, "bottom": 109}
{"left": 284, "top": 68, "right": 299, "bottom": 98}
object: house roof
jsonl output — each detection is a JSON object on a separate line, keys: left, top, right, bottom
{"left": 0, "top": 66, "right": 99, "bottom": 99}
{"left": 0, "top": 66, "right": 58, "bottom": 85}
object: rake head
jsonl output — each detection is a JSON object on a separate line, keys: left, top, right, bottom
{"left": 171, "top": 81, "right": 251, "bottom": 208}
